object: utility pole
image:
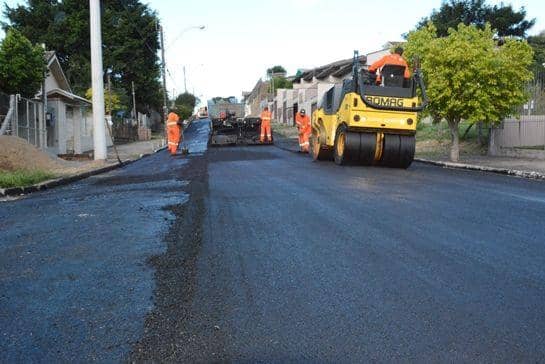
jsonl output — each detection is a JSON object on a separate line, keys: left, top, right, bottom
{"left": 107, "top": 72, "right": 112, "bottom": 117}
{"left": 89, "top": 0, "right": 107, "bottom": 160}
{"left": 159, "top": 24, "right": 168, "bottom": 123}
{"left": 183, "top": 65, "right": 187, "bottom": 93}
{"left": 132, "top": 81, "right": 137, "bottom": 125}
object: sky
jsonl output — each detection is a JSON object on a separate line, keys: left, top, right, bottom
{"left": 2, "top": 0, "right": 544, "bottom": 106}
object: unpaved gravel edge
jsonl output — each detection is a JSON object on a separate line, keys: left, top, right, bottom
{"left": 0, "top": 148, "right": 167, "bottom": 198}
{"left": 127, "top": 152, "right": 228, "bottom": 362}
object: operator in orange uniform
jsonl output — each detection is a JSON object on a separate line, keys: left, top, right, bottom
{"left": 259, "top": 106, "right": 273, "bottom": 143}
{"left": 368, "top": 46, "right": 410, "bottom": 85}
{"left": 166, "top": 110, "right": 182, "bottom": 155}
{"left": 295, "top": 109, "right": 311, "bottom": 153}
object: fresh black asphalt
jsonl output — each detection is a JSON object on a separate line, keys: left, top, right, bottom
{"left": 2, "top": 119, "right": 545, "bottom": 362}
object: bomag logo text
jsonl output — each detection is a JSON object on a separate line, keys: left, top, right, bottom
{"left": 365, "top": 97, "right": 404, "bottom": 107}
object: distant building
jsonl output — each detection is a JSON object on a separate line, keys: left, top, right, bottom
{"left": 272, "top": 43, "right": 406, "bottom": 125}
{"left": 243, "top": 79, "right": 271, "bottom": 117}
{"left": 274, "top": 54, "right": 366, "bottom": 125}
{"left": 207, "top": 96, "right": 244, "bottom": 118}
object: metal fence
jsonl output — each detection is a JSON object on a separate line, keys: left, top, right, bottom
{"left": 0, "top": 92, "right": 46, "bottom": 148}
{"left": 491, "top": 71, "right": 545, "bottom": 151}
{"left": 15, "top": 96, "right": 45, "bottom": 148}
{"left": 517, "top": 71, "right": 545, "bottom": 116}
{"left": 0, "top": 93, "right": 12, "bottom": 134}
{"left": 492, "top": 116, "right": 545, "bottom": 149}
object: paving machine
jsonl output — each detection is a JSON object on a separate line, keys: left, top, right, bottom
{"left": 209, "top": 111, "right": 269, "bottom": 146}
{"left": 311, "top": 51, "right": 428, "bottom": 168}
{"left": 208, "top": 96, "right": 272, "bottom": 146}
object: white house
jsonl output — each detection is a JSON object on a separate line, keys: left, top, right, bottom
{"left": 41, "top": 51, "right": 112, "bottom": 155}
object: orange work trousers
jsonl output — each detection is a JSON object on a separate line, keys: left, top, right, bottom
{"left": 260, "top": 121, "right": 272, "bottom": 143}
{"left": 298, "top": 127, "right": 311, "bottom": 152}
{"left": 167, "top": 124, "right": 181, "bottom": 155}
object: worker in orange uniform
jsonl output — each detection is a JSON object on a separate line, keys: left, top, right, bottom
{"left": 166, "top": 110, "right": 182, "bottom": 155}
{"left": 259, "top": 106, "right": 272, "bottom": 143}
{"left": 368, "top": 46, "right": 410, "bottom": 85}
{"left": 295, "top": 109, "right": 311, "bottom": 153}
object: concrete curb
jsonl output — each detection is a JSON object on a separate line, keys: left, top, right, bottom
{"left": 415, "top": 158, "right": 545, "bottom": 180}
{"left": 0, "top": 145, "right": 168, "bottom": 198}
{"left": 273, "top": 136, "right": 545, "bottom": 181}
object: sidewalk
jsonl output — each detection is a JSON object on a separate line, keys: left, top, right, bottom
{"left": 108, "top": 138, "right": 166, "bottom": 162}
{"left": 47, "top": 138, "right": 167, "bottom": 177}
{"left": 273, "top": 125, "right": 545, "bottom": 179}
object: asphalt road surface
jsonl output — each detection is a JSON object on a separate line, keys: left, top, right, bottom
{"left": 2, "top": 119, "right": 545, "bottom": 362}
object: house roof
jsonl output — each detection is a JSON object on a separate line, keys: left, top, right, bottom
{"left": 44, "top": 51, "right": 56, "bottom": 63}
{"left": 293, "top": 55, "right": 367, "bottom": 83}
{"left": 47, "top": 88, "right": 91, "bottom": 106}
{"left": 46, "top": 51, "right": 72, "bottom": 93}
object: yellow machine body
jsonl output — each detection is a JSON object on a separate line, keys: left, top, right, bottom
{"left": 310, "top": 52, "right": 427, "bottom": 168}
{"left": 313, "top": 92, "right": 419, "bottom": 150}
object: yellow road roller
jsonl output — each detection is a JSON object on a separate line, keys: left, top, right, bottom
{"left": 311, "top": 51, "right": 427, "bottom": 168}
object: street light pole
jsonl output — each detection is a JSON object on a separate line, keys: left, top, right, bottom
{"left": 183, "top": 65, "right": 187, "bottom": 93}
{"left": 89, "top": 0, "right": 107, "bottom": 160}
{"left": 166, "top": 25, "right": 205, "bottom": 50}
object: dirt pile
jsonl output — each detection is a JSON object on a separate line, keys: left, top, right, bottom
{"left": 0, "top": 135, "right": 64, "bottom": 172}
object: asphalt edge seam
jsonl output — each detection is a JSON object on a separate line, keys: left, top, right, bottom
{"left": 414, "top": 158, "right": 545, "bottom": 180}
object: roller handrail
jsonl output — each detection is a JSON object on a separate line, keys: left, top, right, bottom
{"left": 360, "top": 71, "right": 429, "bottom": 112}
{"left": 352, "top": 49, "right": 428, "bottom": 113}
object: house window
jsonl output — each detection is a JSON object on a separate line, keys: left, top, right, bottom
{"left": 81, "top": 108, "right": 91, "bottom": 136}
{"left": 66, "top": 106, "right": 74, "bottom": 120}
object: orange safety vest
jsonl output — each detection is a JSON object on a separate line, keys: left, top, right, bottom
{"left": 369, "top": 53, "right": 410, "bottom": 79}
{"left": 295, "top": 113, "right": 310, "bottom": 133}
{"left": 167, "top": 112, "right": 180, "bottom": 127}
{"left": 260, "top": 110, "right": 272, "bottom": 123}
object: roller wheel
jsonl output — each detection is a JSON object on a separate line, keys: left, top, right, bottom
{"left": 334, "top": 125, "right": 349, "bottom": 165}
{"left": 398, "top": 135, "right": 415, "bottom": 168}
{"left": 345, "top": 132, "right": 376, "bottom": 166}
{"left": 380, "top": 134, "right": 401, "bottom": 167}
{"left": 380, "top": 134, "right": 415, "bottom": 168}
{"left": 311, "top": 129, "right": 333, "bottom": 161}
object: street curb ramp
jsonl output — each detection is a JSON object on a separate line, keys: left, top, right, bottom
{"left": 415, "top": 158, "right": 545, "bottom": 181}
{"left": 0, "top": 146, "right": 167, "bottom": 198}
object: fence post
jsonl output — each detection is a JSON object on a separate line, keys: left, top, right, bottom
{"left": 0, "top": 95, "right": 16, "bottom": 135}
{"left": 14, "top": 95, "right": 19, "bottom": 138}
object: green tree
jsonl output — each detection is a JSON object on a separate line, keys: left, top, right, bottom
{"left": 267, "top": 65, "right": 286, "bottom": 75}
{"left": 85, "top": 87, "right": 125, "bottom": 114}
{"left": 417, "top": 0, "right": 535, "bottom": 37}
{"left": 172, "top": 104, "right": 193, "bottom": 121}
{"left": 405, "top": 23, "right": 534, "bottom": 161}
{"left": 272, "top": 76, "right": 292, "bottom": 89}
{"left": 175, "top": 92, "right": 199, "bottom": 109}
{"left": 3, "top": 0, "right": 163, "bottom": 112}
{"left": 0, "top": 28, "right": 46, "bottom": 97}
{"left": 527, "top": 31, "right": 545, "bottom": 71}
{"left": 172, "top": 91, "right": 198, "bottom": 120}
